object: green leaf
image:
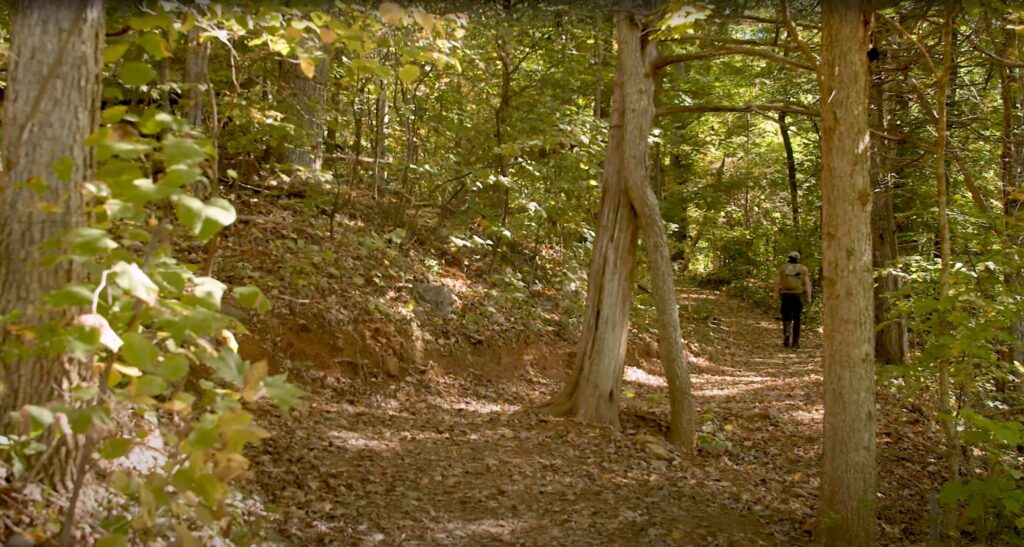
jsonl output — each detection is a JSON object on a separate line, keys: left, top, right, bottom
{"left": 134, "top": 375, "right": 167, "bottom": 397}
{"left": 23, "top": 405, "right": 54, "bottom": 429}
{"left": 202, "top": 348, "right": 247, "bottom": 387}
{"left": 163, "top": 137, "right": 207, "bottom": 165}
{"left": 101, "top": 105, "right": 129, "bottom": 125}
{"left": 398, "top": 64, "right": 421, "bottom": 84}
{"left": 119, "top": 61, "right": 157, "bottom": 87}
{"left": 99, "top": 438, "right": 133, "bottom": 460}
{"left": 233, "top": 286, "right": 271, "bottom": 314}
{"left": 104, "top": 42, "right": 130, "bottom": 64}
{"left": 160, "top": 354, "right": 190, "bottom": 382}
{"left": 111, "top": 261, "right": 160, "bottom": 306}
{"left": 44, "top": 284, "right": 94, "bottom": 308}
{"left": 263, "top": 374, "right": 306, "bottom": 414}
{"left": 160, "top": 165, "right": 201, "bottom": 189}
{"left": 191, "top": 277, "right": 226, "bottom": 311}
{"left": 136, "top": 32, "right": 172, "bottom": 59}
{"left": 129, "top": 13, "right": 173, "bottom": 31}
{"left": 53, "top": 156, "right": 74, "bottom": 182}
{"left": 172, "top": 194, "right": 204, "bottom": 234}
{"left": 67, "top": 227, "right": 119, "bottom": 256}
{"left": 121, "top": 333, "right": 159, "bottom": 370}
{"left": 96, "top": 534, "right": 128, "bottom": 547}
{"left": 197, "top": 198, "right": 236, "bottom": 242}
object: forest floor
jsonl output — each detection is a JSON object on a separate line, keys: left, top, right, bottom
{"left": 244, "top": 288, "right": 946, "bottom": 546}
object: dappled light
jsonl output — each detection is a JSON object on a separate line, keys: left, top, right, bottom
{"left": 0, "top": 0, "right": 1020, "bottom": 545}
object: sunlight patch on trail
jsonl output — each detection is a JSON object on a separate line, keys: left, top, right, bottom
{"left": 624, "top": 365, "right": 667, "bottom": 387}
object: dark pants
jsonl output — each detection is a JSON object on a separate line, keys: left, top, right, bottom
{"left": 780, "top": 293, "right": 803, "bottom": 347}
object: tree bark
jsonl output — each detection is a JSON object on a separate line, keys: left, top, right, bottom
{"left": 817, "top": 0, "right": 877, "bottom": 544}
{"left": 869, "top": 25, "right": 908, "bottom": 366}
{"left": 183, "top": 25, "right": 209, "bottom": 131}
{"left": 280, "top": 56, "right": 330, "bottom": 172}
{"left": 778, "top": 111, "right": 800, "bottom": 231}
{"left": 372, "top": 81, "right": 388, "bottom": 198}
{"left": 0, "top": 0, "right": 104, "bottom": 491}
{"left": 999, "top": 24, "right": 1024, "bottom": 366}
{"left": 628, "top": 27, "right": 695, "bottom": 449}
{"left": 934, "top": 2, "right": 961, "bottom": 536}
{"left": 543, "top": 11, "right": 695, "bottom": 449}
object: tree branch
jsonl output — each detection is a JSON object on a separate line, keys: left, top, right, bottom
{"left": 654, "top": 46, "right": 815, "bottom": 72}
{"left": 972, "top": 44, "right": 1024, "bottom": 68}
{"left": 656, "top": 102, "right": 819, "bottom": 118}
{"left": 778, "top": 0, "right": 820, "bottom": 69}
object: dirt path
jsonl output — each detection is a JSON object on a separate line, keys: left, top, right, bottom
{"left": 247, "top": 289, "right": 941, "bottom": 546}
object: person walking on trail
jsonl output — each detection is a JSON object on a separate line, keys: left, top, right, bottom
{"left": 774, "top": 251, "right": 812, "bottom": 349}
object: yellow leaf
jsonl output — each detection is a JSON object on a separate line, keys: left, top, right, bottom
{"left": 284, "top": 26, "right": 304, "bottom": 41}
{"left": 298, "top": 57, "right": 316, "bottom": 79}
{"left": 398, "top": 64, "right": 421, "bottom": 84}
{"left": 378, "top": 2, "right": 405, "bottom": 25}
{"left": 413, "top": 11, "right": 435, "bottom": 33}
{"left": 319, "top": 27, "right": 338, "bottom": 45}
{"left": 113, "top": 363, "right": 143, "bottom": 377}
{"left": 242, "top": 360, "right": 268, "bottom": 402}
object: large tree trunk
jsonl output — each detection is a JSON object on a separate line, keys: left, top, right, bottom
{"left": 280, "top": 56, "right": 330, "bottom": 172}
{"left": 541, "top": 14, "right": 641, "bottom": 427}
{"left": 869, "top": 27, "right": 908, "bottom": 366}
{"left": 0, "top": 0, "right": 104, "bottom": 491}
{"left": 543, "top": 11, "right": 695, "bottom": 449}
{"left": 817, "top": 1, "right": 877, "bottom": 544}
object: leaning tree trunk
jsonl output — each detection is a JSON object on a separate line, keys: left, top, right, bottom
{"left": 0, "top": 0, "right": 104, "bottom": 491}
{"left": 627, "top": 27, "right": 695, "bottom": 449}
{"left": 817, "top": 1, "right": 877, "bottom": 544}
{"left": 543, "top": 11, "right": 694, "bottom": 448}
{"left": 540, "top": 12, "right": 642, "bottom": 427}
{"left": 869, "top": 27, "right": 908, "bottom": 366}
{"left": 280, "top": 56, "right": 330, "bottom": 172}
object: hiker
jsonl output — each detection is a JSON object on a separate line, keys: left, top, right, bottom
{"left": 774, "top": 251, "right": 812, "bottom": 349}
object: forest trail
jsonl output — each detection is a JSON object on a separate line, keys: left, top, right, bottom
{"left": 246, "top": 289, "right": 941, "bottom": 546}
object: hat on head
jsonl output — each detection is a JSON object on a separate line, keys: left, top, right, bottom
{"left": 788, "top": 251, "right": 800, "bottom": 260}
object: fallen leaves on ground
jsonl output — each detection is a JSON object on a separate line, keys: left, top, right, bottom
{"left": 244, "top": 289, "right": 944, "bottom": 546}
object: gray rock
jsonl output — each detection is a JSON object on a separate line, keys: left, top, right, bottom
{"left": 6, "top": 534, "right": 36, "bottom": 547}
{"left": 411, "top": 283, "right": 454, "bottom": 318}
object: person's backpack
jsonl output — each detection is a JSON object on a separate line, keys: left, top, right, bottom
{"left": 780, "top": 264, "right": 805, "bottom": 292}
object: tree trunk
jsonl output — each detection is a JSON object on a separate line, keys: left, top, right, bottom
{"left": 817, "top": 1, "right": 877, "bottom": 544}
{"left": 184, "top": 25, "right": 209, "bottom": 131}
{"left": 934, "top": 2, "right": 961, "bottom": 536}
{"left": 496, "top": 35, "right": 513, "bottom": 225}
{"left": 999, "top": 25, "right": 1024, "bottom": 366}
{"left": 778, "top": 111, "right": 800, "bottom": 231}
{"left": 280, "top": 56, "right": 330, "bottom": 172}
{"left": 543, "top": 12, "right": 695, "bottom": 449}
{"left": 0, "top": 0, "right": 104, "bottom": 491}
{"left": 628, "top": 28, "right": 695, "bottom": 449}
{"left": 372, "top": 82, "right": 388, "bottom": 198}
{"left": 541, "top": 12, "right": 642, "bottom": 427}
{"left": 869, "top": 26, "right": 908, "bottom": 366}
